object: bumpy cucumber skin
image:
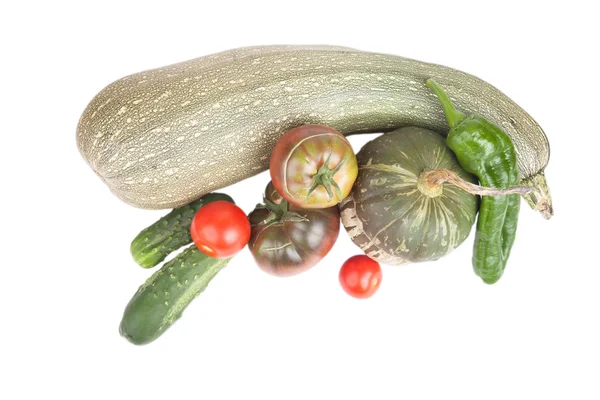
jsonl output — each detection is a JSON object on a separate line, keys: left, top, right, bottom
{"left": 130, "top": 193, "right": 234, "bottom": 268}
{"left": 120, "top": 245, "right": 230, "bottom": 345}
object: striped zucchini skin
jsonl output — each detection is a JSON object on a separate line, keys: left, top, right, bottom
{"left": 76, "top": 45, "right": 550, "bottom": 215}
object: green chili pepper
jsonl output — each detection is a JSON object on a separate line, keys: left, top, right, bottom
{"left": 426, "top": 79, "right": 520, "bottom": 284}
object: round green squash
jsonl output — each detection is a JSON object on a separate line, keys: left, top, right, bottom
{"left": 340, "top": 127, "right": 479, "bottom": 264}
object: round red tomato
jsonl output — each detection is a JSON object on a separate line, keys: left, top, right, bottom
{"left": 247, "top": 182, "right": 340, "bottom": 277}
{"left": 339, "top": 255, "right": 382, "bottom": 299}
{"left": 190, "top": 200, "right": 251, "bottom": 258}
{"left": 270, "top": 124, "right": 358, "bottom": 209}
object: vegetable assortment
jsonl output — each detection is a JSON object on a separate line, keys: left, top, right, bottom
{"left": 76, "top": 46, "right": 552, "bottom": 345}
{"left": 76, "top": 45, "right": 552, "bottom": 218}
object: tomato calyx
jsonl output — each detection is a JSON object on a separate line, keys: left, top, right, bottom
{"left": 306, "top": 150, "right": 350, "bottom": 202}
{"left": 254, "top": 198, "right": 309, "bottom": 229}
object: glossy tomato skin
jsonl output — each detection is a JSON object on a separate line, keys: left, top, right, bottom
{"left": 270, "top": 124, "right": 357, "bottom": 209}
{"left": 190, "top": 200, "right": 251, "bottom": 258}
{"left": 339, "top": 255, "right": 382, "bottom": 299}
{"left": 264, "top": 181, "right": 283, "bottom": 204}
{"left": 248, "top": 186, "right": 340, "bottom": 276}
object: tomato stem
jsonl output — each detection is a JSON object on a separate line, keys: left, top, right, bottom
{"left": 254, "top": 198, "right": 309, "bottom": 228}
{"left": 306, "top": 150, "right": 349, "bottom": 202}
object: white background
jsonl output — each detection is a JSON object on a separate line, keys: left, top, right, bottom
{"left": 2, "top": 1, "right": 598, "bottom": 399}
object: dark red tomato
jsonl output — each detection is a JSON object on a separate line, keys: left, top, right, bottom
{"left": 248, "top": 182, "right": 340, "bottom": 277}
{"left": 264, "top": 181, "right": 283, "bottom": 204}
{"left": 339, "top": 255, "right": 382, "bottom": 299}
{"left": 270, "top": 124, "right": 358, "bottom": 209}
{"left": 190, "top": 200, "right": 251, "bottom": 258}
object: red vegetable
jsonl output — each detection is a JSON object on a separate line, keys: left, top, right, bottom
{"left": 247, "top": 182, "right": 340, "bottom": 277}
{"left": 270, "top": 124, "right": 357, "bottom": 209}
{"left": 339, "top": 255, "right": 382, "bottom": 299}
{"left": 190, "top": 200, "right": 251, "bottom": 258}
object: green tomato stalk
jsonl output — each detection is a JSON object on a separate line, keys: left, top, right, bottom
{"left": 306, "top": 150, "right": 350, "bottom": 202}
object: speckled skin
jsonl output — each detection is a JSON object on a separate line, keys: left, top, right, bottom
{"left": 76, "top": 45, "right": 549, "bottom": 210}
{"left": 120, "top": 245, "right": 230, "bottom": 345}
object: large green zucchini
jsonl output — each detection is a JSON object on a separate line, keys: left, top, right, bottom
{"left": 340, "top": 127, "right": 479, "bottom": 264}
{"left": 76, "top": 45, "right": 551, "bottom": 217}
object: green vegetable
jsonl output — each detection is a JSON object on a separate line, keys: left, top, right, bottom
{"left": 340, "top": 127, "right": 479, "bottom": 264}
{"left": 76, "top": 45, "right": 551, "bottom": 218}
{"left": 120, "top": 245, "right": 230, "bottom": 345}
{"left": 130, "top": 192, "right": 234, "bottom": 268}
{"left": 426, "top": 79, "right": 521, "bottom": 284}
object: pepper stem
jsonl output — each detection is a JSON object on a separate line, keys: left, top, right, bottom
{"left": 426, "top": 79, "right": 466, "bottom": 129}
{"left": 421, "top": 169, "right": 534, "bottom": 197}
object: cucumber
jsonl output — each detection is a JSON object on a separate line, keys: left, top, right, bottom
{"left": 76, "top": 45, "right": 551, "bottom": 218}
{"left": 130, "top": 192, "right": 233, "bottom": 268}
{"left": 120, "top": 245, "right": 230, "bottom": 345}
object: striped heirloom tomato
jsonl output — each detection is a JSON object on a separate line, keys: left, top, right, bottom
{"left": 270, "top": 125, "right": 358, "bottom": 209}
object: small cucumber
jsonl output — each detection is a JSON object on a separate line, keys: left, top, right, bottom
{"left": 130, "top": 192, "right": 234, "bottom": 268}
{"left": 120, "top": 245, "right": 230, "bottom": 345}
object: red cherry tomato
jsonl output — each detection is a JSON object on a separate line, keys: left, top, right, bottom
{"left": 190, "top": 201, "right": 251, "bottom": 258}
{"left": 339, "top": 255, "right": 382, "bottom": 299}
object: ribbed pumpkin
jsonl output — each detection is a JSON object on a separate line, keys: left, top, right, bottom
{"left": 340, "top": 127, "right": 478, "bottom": 264}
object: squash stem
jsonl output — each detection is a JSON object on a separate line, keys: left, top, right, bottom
{"left": 521, "top": 172, "right": 553, "bottom": 219}
{"left": 425, "top": 79, "right": 465, "bottom": 129}
{"left": 422, "top": 169, "right": 534, "bottom": 196}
